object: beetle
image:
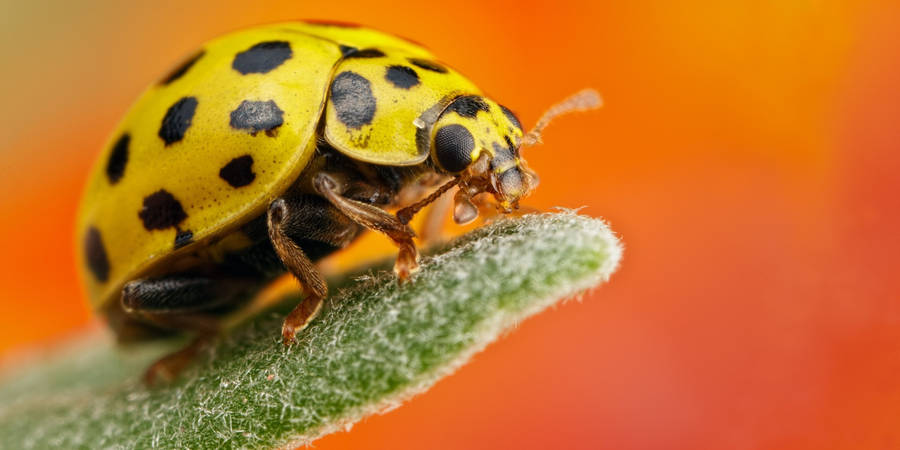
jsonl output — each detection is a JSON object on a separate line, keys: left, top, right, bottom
{"left": 76, "top": 21, "right": 600, "bottom": 381}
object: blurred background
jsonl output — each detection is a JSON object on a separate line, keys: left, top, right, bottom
{"left": 1, "top": 0, "right": 898, "bottom": 448}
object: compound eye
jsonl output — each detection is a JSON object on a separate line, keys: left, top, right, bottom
{"left": 434, "top": 124, "right": 474, "bottom": 173}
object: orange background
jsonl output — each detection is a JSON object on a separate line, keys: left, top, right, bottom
{"left": 2, "top": 1, "right": 899, "bottom": 448}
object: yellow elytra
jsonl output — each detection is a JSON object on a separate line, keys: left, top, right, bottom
{"left": 76, "top": 21, "right": 525, "bottom": 312}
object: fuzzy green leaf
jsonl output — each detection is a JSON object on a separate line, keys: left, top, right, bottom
{"left": 0, "top": 212, "right": 621, "bottom": 449}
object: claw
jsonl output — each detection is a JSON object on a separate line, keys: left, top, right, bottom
{"left": 281, "top": 321, "right": 298, "bottom": 346}
{"left": 280, "top": 295, "right": 323, "bottom": 346}
{"left": 394, "top": 246, "right": 420, "bottom": 283}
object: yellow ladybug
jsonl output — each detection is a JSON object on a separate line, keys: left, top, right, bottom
{"left": 76, "top": 20, "right": 600, "bottom": 381}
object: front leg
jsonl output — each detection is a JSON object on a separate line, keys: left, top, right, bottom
{"left": 313, "top": 172, "right": 420, "bottom": 280}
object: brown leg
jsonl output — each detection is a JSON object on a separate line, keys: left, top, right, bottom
{"left": 267, "top": 198, "right": 328, "bottom": 345}
{"left": 418, "top": 191, "right": 453, "bottom": 244}
{"left": 314, "top": 173, "right": 420, "bottom": 281}
{"left": 142, "top": 328, "right": 215, "bottom": 385}
{"left": 121, "top": 275, "right": 256, "bottom": 384}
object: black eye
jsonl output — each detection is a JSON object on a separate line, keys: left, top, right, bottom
{"left": 434, "top": 124, "right": 474, "bottom": 172}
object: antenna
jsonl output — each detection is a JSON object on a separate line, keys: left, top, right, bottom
{"left": 521, "top": 89, "right": 603, "bottom": 147}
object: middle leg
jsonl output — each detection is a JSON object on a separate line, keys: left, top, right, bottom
{"left": 267, "top": 196, "right": 364, "bottom": 344}
{"left": 121, "top": 274, "right": 258, "bottom": 383}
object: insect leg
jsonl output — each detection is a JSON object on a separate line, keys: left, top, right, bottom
{"left": 120, "top": 275, "right": 258, "bottom": 384}
{"left": 313, "top": 172, "right": 420, "bottom": 281}
{"left": 418, "top": 191, "right": 453, "bottom": 245}
{"left": 267, "top": 198, "right": 329, "bottom": 345}
{"left": 122, "top": 276, "right": 256, "bottom": 314}
{"left": 139, "top": 319, "right": 215, "bottom": 385}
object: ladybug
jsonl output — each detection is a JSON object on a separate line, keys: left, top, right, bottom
{"left": 76, "top": 21, "right": 600, "bottom": 381}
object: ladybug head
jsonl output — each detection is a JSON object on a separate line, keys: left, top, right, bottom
{"left": 427, "top": 90, "right": 602, "bottom": 224}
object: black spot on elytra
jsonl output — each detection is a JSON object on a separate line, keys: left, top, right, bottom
{"left": 344, "top": 48, "right": 386, "bottom": 59}
{"left": 500, "top": 104, "right": 522, "bottom": 131}
{"left": 219, "top": 155, "right": 256, "bottom": 187}
{"left": 158, "top": 96, "right": 198, "bottom": 146}
{"left": 232, "top": 41, "right": 293, "bottom": 75}
{"left": 84, "top": 227, "right": 110, "bottom": 282}
{"left": 408, "top": 58, "right": 448, "bottom": 73}
{"left": 174, "top": 229, "right": 193, "bottom": 249}
{"left": 139, "top": 189, "right": 187, "bottom": 231}
{"left": 434, "top": 124, "right": 474, "bottom": 172}
{"left": 339, "top": 45, "right": 357, "bottom": 57}
{"left": 330, "top": 71, "right": 376, "bottom": 129}
{"left": 448, "top": 95, "right": 489, "bottom": 118}
{"left": 385, "top": 65, "right": 420, "bottom": 89}
{"left": 230, "top": 100, "right": 284, "bottom": 136}
{"left": 160, "top": 50, "right": 204, "bottom": 85}
{"left": 105, "top": 134, "right": 129, "bottom": 184}
{"left": 304, "top": 19, "right": 361, "bottom": 28}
